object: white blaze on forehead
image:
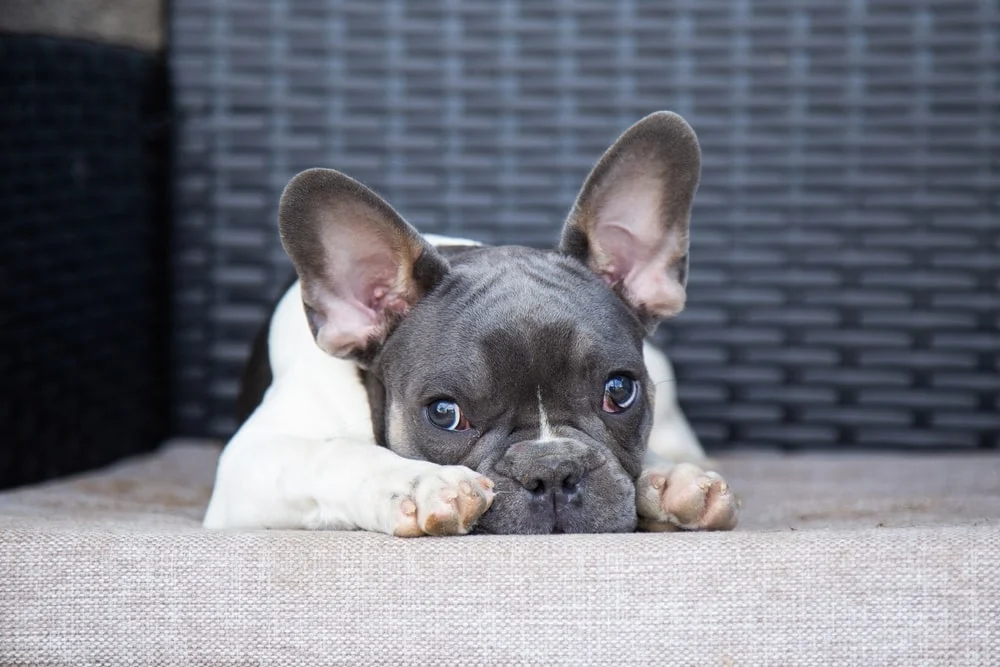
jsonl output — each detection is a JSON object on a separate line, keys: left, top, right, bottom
{"left": 537, "top": 387, "right": 555, "bottom": 442}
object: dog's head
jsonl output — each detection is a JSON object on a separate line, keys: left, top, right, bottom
{"left": 278, "top": 112, "right": 700, "bottom": 533}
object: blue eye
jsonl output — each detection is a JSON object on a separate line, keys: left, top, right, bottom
{"left": 603, "top": 375, "right": 638, "bottom": 413}
{"left": 426, "top": 399, "right": 472, "bottom": 431}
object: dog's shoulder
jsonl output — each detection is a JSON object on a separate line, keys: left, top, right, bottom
{"left": 422, "top": 233, "right": 483, "bottom": 249}
{"left": 422, "top": 233, "right": 486, "bottom": 262}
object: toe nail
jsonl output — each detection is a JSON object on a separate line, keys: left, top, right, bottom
{"left": 459, "top": 481, "right": 473, "bottom": 495}
{"left": 651, "top": 476, "right": 665, "bottom": 490}
{"left": 479, "top": 477, "right": 495, "bottom": 490}
{"left": 401, "top": 499, "right": 417, "bottom": 516}
{"left": 444, "top": 490, "right": 459, "bottom": 502}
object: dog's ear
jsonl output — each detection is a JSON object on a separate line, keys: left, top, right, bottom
{"left": 278, "top": 168, "right": 449, "bottom": 363}
{"left": 559, "top": 111, "right": 701, "bottom": 329}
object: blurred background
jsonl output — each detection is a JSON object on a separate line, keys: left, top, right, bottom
{"left": 2, "top": 0, "right": 997, "bottom": 490}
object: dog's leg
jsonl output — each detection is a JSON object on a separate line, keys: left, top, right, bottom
{"left": 203, "top": 432, "right": 494, "bottom": 536}
{"left": 639, "top": 345, "right": 738, "bottom": 530}
{"left": 643, "top": 342, "right": 706, "bottom": 463}
{"left": 635, "top": 449, "right": 738, "bottom": 531}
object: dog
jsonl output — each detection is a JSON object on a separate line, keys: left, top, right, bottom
{"left": 203, "top": 112, "right": 738, "bottom": 536}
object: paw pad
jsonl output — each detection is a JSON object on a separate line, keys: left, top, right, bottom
{"left": 637, "top": 463, "right": 738, "bottom": 532}
{"left": 392, "top": 470, "right": 495, "bottom": 537}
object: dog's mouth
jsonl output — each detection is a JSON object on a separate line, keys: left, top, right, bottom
{"left": 469, "top": 520, "right": 571, "bottom": 535}
{"left": 466, "top": 470, "right": 638, "bottom": 535}
{"left": 469, "top": 524, "right": 567, "bottom": 536}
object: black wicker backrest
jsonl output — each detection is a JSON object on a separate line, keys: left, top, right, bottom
{"left": 170, "top": 1, "right": 999, "bottom": 448}
{"left": 1, "top": 34, "right": 169, "bottom": 488}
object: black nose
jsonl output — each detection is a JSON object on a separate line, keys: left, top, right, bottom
{"left": 514, "top": 457, "right": 584, "bottom": 501}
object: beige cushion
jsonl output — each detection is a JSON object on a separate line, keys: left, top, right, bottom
{"left": 1, "top": 442, "right": 997, "bottom": 664}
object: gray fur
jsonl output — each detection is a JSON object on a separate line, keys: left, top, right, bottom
{"left": 272, "top": 111, "right": 701, "bottom": 534}
{"left": 370, "top": 246, "right": 650, "bottom": 533}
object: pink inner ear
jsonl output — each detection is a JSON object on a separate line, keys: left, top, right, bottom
{"left": 591, "top": 176, "right": 687, "bottom": 319}
{"left": 623, "top": 251, "right": 687, "bottom": 318}
{"left": 316, "top": 297, "right": 379, "bottom": 357}
{"left": 311, "top": 224, "right": 414, "bottom": 356}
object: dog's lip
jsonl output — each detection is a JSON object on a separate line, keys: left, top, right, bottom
{"left": 469, "top": 478, "right": 594, "bottom": 535}
{"left": 469, "top": 517, "right": 573, "bottom": 536}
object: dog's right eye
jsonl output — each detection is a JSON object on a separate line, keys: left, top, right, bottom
{"left": 426, "top": 399, "right": 472, "bottom": 431}
{"left": 603, "top": 375, "right": 639, "bottom": 413}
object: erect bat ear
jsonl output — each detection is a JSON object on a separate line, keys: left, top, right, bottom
{"left": 559, "top": 111, "right": 701, "bottom": 330}
{"left": 278, "top": 168, "right": 449, "bottom": 364}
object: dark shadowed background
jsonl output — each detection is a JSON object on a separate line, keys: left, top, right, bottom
{"left": 168, "top": 1, "right": 999, "bottom": 446}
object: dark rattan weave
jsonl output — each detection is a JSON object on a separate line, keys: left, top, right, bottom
{"left": 170, "top": 1, "right": 999, "bottom": 448}
{"left": 0, "top": 34, "right": 170, "bottom": 488}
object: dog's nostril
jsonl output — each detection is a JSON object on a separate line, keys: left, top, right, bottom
{"left": 526, "top": 479, "right": 545, "bottom": 495}
{"left": 561, "top": 476, "right": 579, "bottom": 494}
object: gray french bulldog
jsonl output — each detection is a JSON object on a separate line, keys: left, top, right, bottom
{"left": 203, "top": 111, "right": 738, "bottom": 536}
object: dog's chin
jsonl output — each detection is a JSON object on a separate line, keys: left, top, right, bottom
{"left": 470, "top": 474, "right": 638, "bottom": 535}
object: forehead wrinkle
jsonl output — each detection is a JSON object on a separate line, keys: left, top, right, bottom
{"left": 480, "top": 318, "right": 592, "bottom": 392}
{"left": 410, "top": 344, "right": 488, "bottom": 401}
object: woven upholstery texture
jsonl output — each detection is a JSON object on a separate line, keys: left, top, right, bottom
{"left": 169, "top": 1, "right": 999, "bottom": 447}
{"left": 1, "top": 442, "right": 998, "bottom": 664}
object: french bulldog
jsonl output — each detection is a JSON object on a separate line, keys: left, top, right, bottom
{"left": 203, "top": 111, "right": 738, "bottom": 535}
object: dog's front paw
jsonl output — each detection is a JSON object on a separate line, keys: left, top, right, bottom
{"left": 391, "top": 467, "right": 495, "bottom": 537}
{"left": 636, "top": 462, "right": 738, "bottom": 532}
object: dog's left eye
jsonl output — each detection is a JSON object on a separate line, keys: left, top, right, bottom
{"left": 603, "top": 375, "right": 638, "bottom": 413}
{"left": 426, "top": 399, "right": 472, "bottom": 431}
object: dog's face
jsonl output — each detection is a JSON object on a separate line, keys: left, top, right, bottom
{"left": 374, "top": 246, "right": 650, "bottom": 533}
{"left": 277, "top": 112, "right": 701, "bottom": 534}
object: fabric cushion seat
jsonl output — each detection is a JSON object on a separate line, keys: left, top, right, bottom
{"left": 1, "top": 442, "right": 997, "bottom": 664}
